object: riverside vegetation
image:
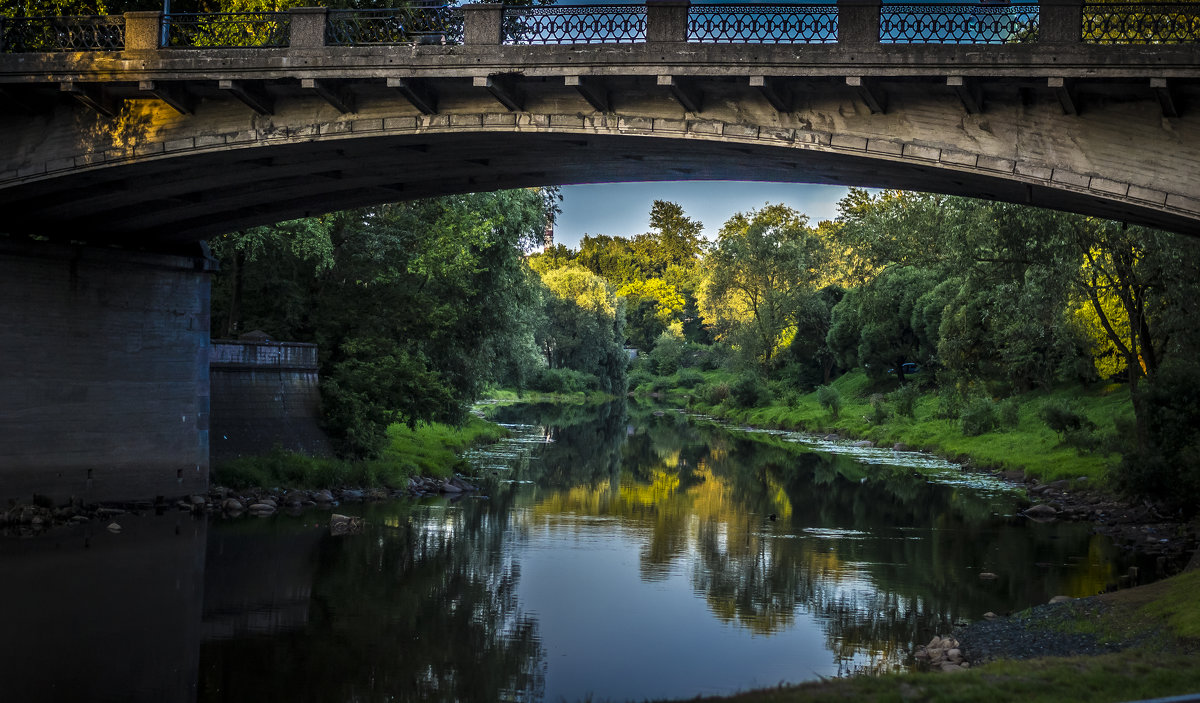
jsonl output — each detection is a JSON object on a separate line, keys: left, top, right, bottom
{"left": 193, "top": 184, "right": 1200, "bottom": 701}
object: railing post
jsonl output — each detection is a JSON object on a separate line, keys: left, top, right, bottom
{"left": 463, "top": 3, "right": 504, "bottom": 45}
{"left": 1038, "top": 0, "right": 1082, "bottom": 44}
{"left": 837, "top": 0, "right": 882, "bottom": 44}
{"left": 646, "top": 0, "right": 690, "bottom": 43}
{"left": 124, "top": 11, "right": 163, "bottom": 51}
{"left": 289, "top": 6, "right": 328, "bottom": 48}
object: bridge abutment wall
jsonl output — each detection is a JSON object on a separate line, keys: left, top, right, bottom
{"left": 0, "top": 238, "right": 214, "bottom": 505}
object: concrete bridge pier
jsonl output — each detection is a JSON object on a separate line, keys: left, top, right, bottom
{"left": 0, "top": 237, "right": 215, "bottom": 505}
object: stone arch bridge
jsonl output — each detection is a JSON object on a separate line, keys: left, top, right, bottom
{"left": 0, "top": 1, "right": 1198, "bottom": 504}
{"left": 1, "top": 0, "right": 1199, "bottom": 245}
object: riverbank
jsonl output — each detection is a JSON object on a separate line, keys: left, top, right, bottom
{"left": 632, "top": 374, "right": 1200, "bottom": 702}
{"left": 671, "top": 566, "right": 1200, "bottom": 703}
{"left": 213, "top": 415, "right": 508, "bottom": 490}
{"left": 0, "top": 416, "right": 508, "bottom": 536}
{"left": 640, "top": 369, "right": 1198, "bottom": 567}
{"left": 663, "top": 369, "right": 1129, "bottom": 485}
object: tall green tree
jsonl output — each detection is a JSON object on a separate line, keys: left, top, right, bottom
{"left": 700, "top": 204, "right": 829, "bottom": 369}
{"left": 209, "top": 189, "right": 552, "bottom": 458}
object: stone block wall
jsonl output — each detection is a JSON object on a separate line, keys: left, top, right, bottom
{"left": 208, "top": 340, "right": 332, "bottom": 464}
{"left": 0, "top": 238, "right": 214, "bottom": 505}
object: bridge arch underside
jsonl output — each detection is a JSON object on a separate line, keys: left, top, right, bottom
{"left": 3, "top": 74, "right": 1199, "bottom": 244}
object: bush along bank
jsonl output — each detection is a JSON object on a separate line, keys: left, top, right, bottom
{"left": 1, "top": 417, "right": 507, "bottom": 537}
{"left": 637, "top": 369, "right": 1199, "bottom": 570}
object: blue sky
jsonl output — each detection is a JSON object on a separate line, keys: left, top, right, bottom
{"left": 552, "top": 181, "right": 852, "bottom": 249}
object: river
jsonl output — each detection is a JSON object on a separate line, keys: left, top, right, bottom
{"left": 0, "top": 400, "right": 1151, "bottom": 702}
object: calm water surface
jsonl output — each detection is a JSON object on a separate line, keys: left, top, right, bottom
{"left": 1, "top": 401, "right": 1145, "bottom": 702}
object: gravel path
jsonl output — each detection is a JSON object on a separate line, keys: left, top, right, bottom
{"left": 955, "top": 599, "right": 1150, "bottom": 664}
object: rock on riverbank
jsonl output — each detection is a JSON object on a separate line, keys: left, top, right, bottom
{"left": 0, "top": 474, "right": 483, "bottom": 535}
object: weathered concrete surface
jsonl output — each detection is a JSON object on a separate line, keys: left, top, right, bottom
{"left": 209, "top": 339, "right": 332, "bottom": 464}
{"left": 0, "top": 238, "right": 215, "bottom": 504}
{"left": 1, "top": 41, "right": 1198, "bottom": 239}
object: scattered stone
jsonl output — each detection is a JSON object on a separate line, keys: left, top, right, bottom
{"left": 222, "top": 498, "right": 244, "bottom": 512}
{"left": 983, "top": 611, "right": 998, "bottom": 620}
{"left": 329, "top": 513, "right": 363, "bottom": 536}
{"left": 1048, "top": 595, "right": 1073, "bottom": 604}
{"left": 441, "top": 480, "right": 463, "bottom": 493}
{"left": 1024, "top": 504, "right": 1058, "bottom": 519}
{"left": 341, "top": 489, "right": 364, "bottom": 501}
{"left": 979, "top": 572, "right": 999, "bottom": 580}
{"left": 106, "top": 522, "right": 121, "bottom": 533}
{"left": 852, "top": 440, "right": 874, "bottom": 448}
{"left": 247, "top": 503, "right": 276, "bottom": 516}
{"left": 70, "top": 515, "right": 89, "bottom": 524}
{"left": 190, "top": 495, "right": 206, "bottom": 506}
{"left": 893, "top": 443, "right": 910, "bottom": 451}
{"left": 916, "top": 635, "right": 970, "bottom": 672}
{"left": 314, "top": 489, "right": 335, "bottom": 503}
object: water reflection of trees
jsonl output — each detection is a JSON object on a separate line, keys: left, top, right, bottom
{"left": 517, "top": 409, "right": 1121, "bottom": 671}
{"left": 198, "top": 494, "right": 544, "bottom": 703}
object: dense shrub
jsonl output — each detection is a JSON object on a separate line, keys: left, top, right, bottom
{"left": 959, "top": 397, "right": 998, "bottom": 436}
{"left": 1038, "top": 400, "right": 1097, "bottom": 440}
{"left": 731, "top": 373, "right": 770, "bottom": 408}
{"left": 528, "top": 367, "right": 601, "bottom": 393}
{"left": 675, "top": 368, "right": 704, "bottom": 389}
{"left": 778, "top": 386, "right": 804, "bottom": 407}
{"left": 650, "top": 332, "right": 686, "bottom": 376}
{"left": 996, "top": 397, "right": 1021, "bottom": 429}
{"left": 889, "top": 384, "right": 920, "bottom": 418}
{"left": 869, "top": 393, "right": 890, "bottom": 424}
{"left": 934, "top": 391, "right": 963, "bottom": 420}
{"left": 693, "top": 345, "right": 729, "bottom": 372}
{"left": 816, "top": 384, "right": 842, "bottom": 419}
{"left": 702, "top": 381, "right": 731, "bottom": 405}
{"left": 627, "top": 367, "right": 654, "bottom": 393}
{"left": 1114, "top": 363, "right": 1200, "bottom": 514}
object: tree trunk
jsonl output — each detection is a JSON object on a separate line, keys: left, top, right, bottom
{"left": 224, "top": 250, "right": 244, "bottom": 338}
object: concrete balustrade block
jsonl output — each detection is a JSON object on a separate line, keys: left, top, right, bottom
{"left": 463, "top": 4, "right": 504, "bottom": 46}
{"left": 837, "top": 0, "right": 881, "bottom": 45}
{"left": 646, "top": 0, "right": 690, "bottom": 43}
{"left": 123, "top": 11, "right": 162, "bottom": 51}
{"left": 288, "top": 7, "right": 328, "bottom": 49}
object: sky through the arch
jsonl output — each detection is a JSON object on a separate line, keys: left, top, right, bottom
{"left": 553, "top": 182, "right": 854, "bottom": 249}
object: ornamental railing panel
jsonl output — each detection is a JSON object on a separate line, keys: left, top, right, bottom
{"left": 880, "top": 3, "right": 1040, "bottom": 44}
{"left": 0, "top": 15, "right": 125, "bottom": 52}
{"left": 326, "top": 5, "right": 463, "bottom": 45}
{"left": 689, "top": 5, "right": 838, "bottom": 43}
{"left": 502, "top": 5, "right": 647, "bottom": 44}
{"left": 164, "top": 12, "right": 290, "bottom": 49}
{"left": 1082, "top": 3, "right": 1200, "bottom": 43}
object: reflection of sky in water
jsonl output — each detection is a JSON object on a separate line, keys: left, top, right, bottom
{"left": 433, "top": 406, "right": 1133, "bottom": 701}
{"left": 457, "top": 418, "right": 1005, "bottom": 698}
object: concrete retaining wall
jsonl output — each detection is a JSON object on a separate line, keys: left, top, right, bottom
{"left": 209, "top": 340, "right": 332, "bottom": 464}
